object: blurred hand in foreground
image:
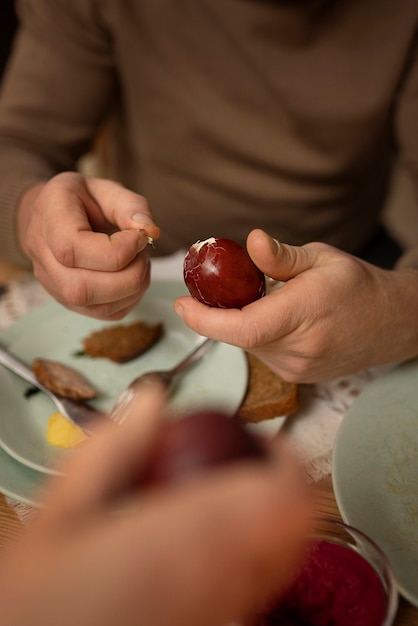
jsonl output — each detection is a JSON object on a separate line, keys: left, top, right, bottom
{"left": 0, "top": 384, "right": 312, "bottom": 626}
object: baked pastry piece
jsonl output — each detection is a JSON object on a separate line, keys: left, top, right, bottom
{"left": 82, "top": 320, "right": 164, "bottom": 363}
{"left": 237, "top": 353, "right": 299, "bottom": 423}
{"left": 32, "top": 358, "right": 97, "bottom": 400}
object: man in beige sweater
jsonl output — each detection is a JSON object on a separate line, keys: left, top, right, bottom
{"left": 0, "top": 0, "right": 417, "bottom": 381}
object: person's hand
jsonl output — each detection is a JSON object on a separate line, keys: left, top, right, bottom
{"left": 17, "top": 172, "right": 161, "bottom": 320}
{"left": 174, "top": 229, "right": 418, "bottom": 382}
{"left": 0, "top": 385, "right": 312, "bottom": 626}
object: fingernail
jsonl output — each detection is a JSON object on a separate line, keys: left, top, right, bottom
{"left": 272, "top": 238, "right": 281, "bottom": 254}
{"left": 136, "top": 229, "right": 154, "bottom": 249}
{"left": 174, "top": 302, "right": 184, "bottom": 318}
{"left": 137, "top": 236, "right": 149, "bottom": 253}
{"left": 132, "top": 212, "right": 154, "bottom": 225}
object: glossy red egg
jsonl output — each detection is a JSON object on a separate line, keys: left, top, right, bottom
{"left": 141, "top": 409, "right": 266, "bottom": 486}
{"left": 183, "top": 237, "right": 266, "bottom": 309}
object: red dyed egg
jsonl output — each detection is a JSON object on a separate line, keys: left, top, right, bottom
{"left": 142, "top": 409, "right": 266, "bottom": 486}
{"left": 183, "top": 237, "right": 266, "bottom": 309}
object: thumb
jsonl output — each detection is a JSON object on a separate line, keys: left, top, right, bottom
{"left": 246, "top": 229, "right": 323, "bottom": 282}
{"left": 86, "top": 177, "right": 161, "bottom": 242}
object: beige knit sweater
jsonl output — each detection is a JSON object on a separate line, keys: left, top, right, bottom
{"left": 0, "top": 0, "right": 417, "bottom": 267}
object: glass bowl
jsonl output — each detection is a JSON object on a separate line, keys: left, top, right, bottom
{"left": 311, "top": 518, "right": 399, "bottom": 625}
{"left": 255, "top": 518, "right": 399, "bottom": 626}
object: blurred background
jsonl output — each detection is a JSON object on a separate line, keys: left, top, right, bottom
{"left": 0, "top": 0, "right": 17, "bottom": 81}
{"left": 384, "top": 166, "right": 418, "bottom": 250}
{"left": 1, "top": 0, "right": 417, "bottom": 255}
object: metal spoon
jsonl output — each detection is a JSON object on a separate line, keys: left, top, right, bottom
{"left": 0, "top": 338, "right": 216, "bottom": 430}
{"left": 0, "top": 343, "right": 106, "bottom": 433}
{"left": 110, "top": 337, "right": 216, "bottom": 422}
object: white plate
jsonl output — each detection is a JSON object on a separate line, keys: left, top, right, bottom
{"left": 332, "top": 358, "right": 418, "bottom": 606}
{"left": 0, "top": 440, "right": 48, "bottom": 508}
{"left": 0, "top": 283, "right": 248, "bottom": 478}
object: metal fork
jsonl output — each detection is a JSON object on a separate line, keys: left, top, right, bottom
{"left": 0, "top": 338, "right": 216, "bottom": 430}
{"left": 0, "top": 343, "right": 106, "bottom": 433}
{"left": 110, "top": 337, "right": 216, "bottom": 422}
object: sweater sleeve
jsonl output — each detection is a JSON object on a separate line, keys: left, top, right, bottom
{"left": 394, "top": 29, "right": 418, "bottom": 270}
{"left": 0, "top": 0, "right": 116, "bottom": 266}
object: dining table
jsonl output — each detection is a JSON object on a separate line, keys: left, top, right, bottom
{"left": 0, "top": 258, "right": 416, "bottom": 626}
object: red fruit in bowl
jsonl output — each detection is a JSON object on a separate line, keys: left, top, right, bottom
{"left": 142, "top": 409, "right": 267, "bottom": 486}
{"left": 183, "top": 237, "right": 266, "bottom": 309}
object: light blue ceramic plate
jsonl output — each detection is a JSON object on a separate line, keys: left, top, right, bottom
{"left": 0, "top": 281, "right": 249, "bottom": 481}
{"left": 332, "top": 358, "right": 418, "bottom": 607}
{"left": 0, "top": 444, "right": 48, "bottom": 508}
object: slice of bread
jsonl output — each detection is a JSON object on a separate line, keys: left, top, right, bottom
{"left": 238, "top": 353, "right": 299, "bottom": 423}
{"left": 82, "top": 320, "right": 164, "bottom": 363}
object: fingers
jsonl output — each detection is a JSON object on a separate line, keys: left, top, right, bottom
{"left": 36, "top": 174, "right": 160, "bottom": 272}
{"left": 174, "top": 284, "right": 297, "bottom": 347}
{"left": 33, "top": 372, "right": 313, "bottom": 626}
{"left": 246, "top": 228, "right": 328, "bottom": 281}
{"left": 119, "top": 441, "right": 312, "bottom": 626}
{"left": 174, "top": 297, "right": 255, "bottom": 345}
{"left": 50, "top": 227, "right": 152, "bottom": 273}
{"left": 85, "top": 176, "right": 161, "bottom": 241}
{"left": 21, "top": 174, "right": 158, "bottom": 319}
{"left": 43, "top": 383, "right": 168, "bottom": 524}
{"left": 34, "top": 250, "right": 151, "bottom": 319}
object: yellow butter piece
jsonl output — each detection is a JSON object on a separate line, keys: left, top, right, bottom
{"left": 46, "top": 412, "right": 88, "bottom": 449}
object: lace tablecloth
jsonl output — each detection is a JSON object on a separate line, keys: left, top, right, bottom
{"left": 0, "top": 253, "right": 394, "bottom": 522}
